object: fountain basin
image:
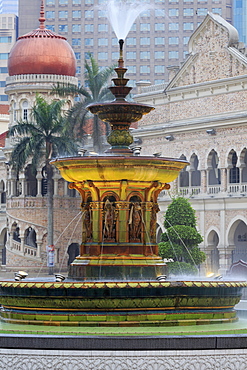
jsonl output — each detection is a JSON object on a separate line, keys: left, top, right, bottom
{"left": 51, "top": 156, "right": 187, "bottom": 183}
{"left": 0, "top": 280, "right": 246, "bottom": 327}
{"left": 87, "top": 100, "right": 154, "bottom": 123}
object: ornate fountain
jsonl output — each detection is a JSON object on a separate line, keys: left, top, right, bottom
{"left": 0, "top": 41, "right": 246, "bottom": 328}
{"left": 53, "top": 40, "right": 186, "bottom": 281}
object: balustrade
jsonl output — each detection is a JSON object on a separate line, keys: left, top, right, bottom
{"left": 228, "top": 184, "right": 240, "bottom": 193}
{"left": 207, "top": 185, "right": 221, "bottom": 194}
{"left": 12, "top": 240, "right": 21, "bottom": 252}
{"left": 24, "top": 245, "right": 37, "bottom": 257}
{"left": 11, "top": 239, "right": 39, "bottom": 260}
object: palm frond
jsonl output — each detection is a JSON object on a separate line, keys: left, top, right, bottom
{"left": 8, "top": 121, "right": 42, "bottom": 137}
{"left": 52, "top": 82, "right": 81, "bottom": 98}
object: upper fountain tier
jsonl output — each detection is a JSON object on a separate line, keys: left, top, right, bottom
{"left": 87, "top": 39, "right": 154, "bottom": 155}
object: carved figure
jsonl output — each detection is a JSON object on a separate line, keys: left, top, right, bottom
{"left": 82, "top": 203, "right": 92, "bottom": 241}
{"left": 150, "top": 203, "right": 160, "bottom": 242}
{"left": 129, "top": 202, "right": 142, "bottom": 241}
{"left": 103, "top": 199, "right": 117, "bottom": 241}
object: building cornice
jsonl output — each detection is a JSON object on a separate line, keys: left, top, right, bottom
{"left": 135, "top": 73, "right": 247, "bottom": 105}
{"left": 134, "top": 110, "right": 247, "bottom": 138}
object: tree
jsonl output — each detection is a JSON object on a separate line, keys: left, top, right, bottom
{"left": 159, "top": 197, "right": 205, "bottom": 275}
{"left": 8, "top": 95, "right": 78, "bottom": 247}
{"left": 54, "top": 53, "right": 115, "bottom": 153}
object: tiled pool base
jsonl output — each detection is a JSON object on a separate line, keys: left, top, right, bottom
{"left": 0, "top": 280, "right": 245, "bottom": 326}
{"left": 1, "top": 316, "right": 247, "bottom": 336}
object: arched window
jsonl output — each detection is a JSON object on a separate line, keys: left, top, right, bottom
{"left": 0, "top": 180, "right": 6, "bottom": 204}
{"left": 25, "top": 165, "right": 37, "bottom": 196}
{"left": 240, "top": 149, "right": 247, "bottom": 183}
{"left": 12, "top": 223, "right": 21, "bottom": 243}
{"left": 190, "top": 153, "right": 201, "bottom": 187}
{"left": 228, "top": 150, "right": 239, "bottom": 184}
{"left": 24, "top": 227, "right": 37, "bottom": 248}
{"left": 232, "top": 220, "right": 247, "bottom": 263}
{"left": 179, "top": 154, "right": 189, "bottom": 187}
{"left": 13, "top": 102, "right": 17, "bottom": 122}
{"left": 207, "top": 230, "right": 219, "bottom": 273}
{"left": 208, "top": 150, "right": 221, "bottom": 185}
{"left": 22, "top": 100, "right": 28, "bottom": 121}
{"left": 41, "top": 165, "right": 54, "bottom": 196}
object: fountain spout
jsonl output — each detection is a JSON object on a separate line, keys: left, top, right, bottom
{"left": 118, "top": 39, "right": 124, "bottom": 67}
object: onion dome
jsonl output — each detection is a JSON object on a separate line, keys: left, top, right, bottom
{"left": 8, "top": 1, "right": 76, "bottom": 77}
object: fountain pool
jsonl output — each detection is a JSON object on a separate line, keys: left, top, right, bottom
{"left": 0, "top": 40, "right": 246, "bottom": 329}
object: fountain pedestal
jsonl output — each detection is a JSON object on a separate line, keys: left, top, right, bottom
{"left": 53, "top": 155, "right": 186, "bottom": 280}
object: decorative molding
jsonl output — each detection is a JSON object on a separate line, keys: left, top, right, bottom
{"left": 0, "top": 349, "right": 247, "bottom": 369}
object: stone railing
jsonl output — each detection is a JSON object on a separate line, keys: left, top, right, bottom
{"left": 228, "top": 184, "right": 240, "bottom": 193}
{"left": 207, "top": 185, "right": 221, "bottom": 195}
{"left": 10, "top": 240, "right": 40, "bottom": 261}
{"left": 12, "top": 240, "right": 21, "bottom": 253}
{"left": 7, "top": 197, "right": 47, "bottom": 209}
{"left": 24, "top": 245, "right": 37, "bottom": 258}
{"left": 6, "top": 74, "right": 78, "bottom": 87}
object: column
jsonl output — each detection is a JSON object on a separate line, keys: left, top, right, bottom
{"left": 53, "top": 178, "right": 59, "bottom": 196}
{"left": 36, "top": 242, "right": 42, "bottom": 258}
{"left": 239, "top": 167, "right": 243, "bottom": 192}
{"left": 226, "top": 168, "right": 230, "bottom": 193}
{"left": 19, "top": 173, "right": 26, "bottom": 196}
{"left": 36, "top": 172, "right": 43, "bottom": 197}
{"left": 64, "top": 181, "right": 68, "bottom": 196}
{"left": 20, "top": 236, "right": 24, "bottom": 254}
{"left": 205, "top": 169, "right": 210, "bottom": 194}
{"left": 221, "top": 168, "right": 227, "bottom": 193}
{"left": 7, "top": 178, "right": 11, "bottom": 198}
{"left": 10, "top": 179, "right": 16, "bottom": 197}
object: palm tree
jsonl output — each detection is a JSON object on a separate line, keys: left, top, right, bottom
{"left": 8, "top": 95, "right": 78, "bottom": 247}
{"left": 54, "top": 53, "right": 115, "bottom": 153}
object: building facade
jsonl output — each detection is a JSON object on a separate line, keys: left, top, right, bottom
{"left": 233, "top": 0, "right": 247, "bottom": 43}
{"left": 134, "top": 12, "right": 247, "bottom": 275}
{"left": 0, "top": 13, "right": 18, "bottom": 104}
{"left": 18, "top": 0, "right": 232, "bottom": 90}
{"left": 0, "top": 0, "right": 18, "bottom": 15}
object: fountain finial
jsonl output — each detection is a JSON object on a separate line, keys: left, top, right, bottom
{"left": 118, "top": 39, "right": 124, "bottom": 68}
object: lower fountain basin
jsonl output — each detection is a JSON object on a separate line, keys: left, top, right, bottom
{"left": 0, "top": 280, "right": 246, "bottom": 327}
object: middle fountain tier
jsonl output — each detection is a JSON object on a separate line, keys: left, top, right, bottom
{"left": 52, "top": 40, "right": 188, "bottom": 281}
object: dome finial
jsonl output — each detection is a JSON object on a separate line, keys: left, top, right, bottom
{"left": 39, "top": 0, "right": 45, "bottom": 29}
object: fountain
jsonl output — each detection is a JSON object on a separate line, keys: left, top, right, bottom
{"left": 0, "top": 38, "right": 246, "bottom": 328}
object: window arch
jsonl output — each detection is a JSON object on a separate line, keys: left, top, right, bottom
{"left": 228, "top": 149, "right": 239, "bottom": 184}
{"left": 25, "top": 165, "right": 37, "bottom": 196}
{"left": 41, "top": 165, "right": 54, "bottom": 196}
{"left": 207, "top": 230, "right": 219, "bottom": 273}
{"left": 190, "top": 153, "right": 201, "bottom": 186}
{"left": 179, "top": 154, "right": 189, "bottom": 187}
{"left": 22, "top": 100, "right": 28, "bottom": 121}
{"left": 207, "top": 150, "right": 221, "bottom": 185}
{"left": 240, "top": 148, "right": 247, "bottom": 183}
{"left": 13, "top": 101, "right": 17, "bottom": 122}
{"left": 24, "top": 227, "right": 37, "bottom": 248}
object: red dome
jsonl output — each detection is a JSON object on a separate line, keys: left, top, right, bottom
{"left": 8, "top": 6, "right": 76, "bottom": 77}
